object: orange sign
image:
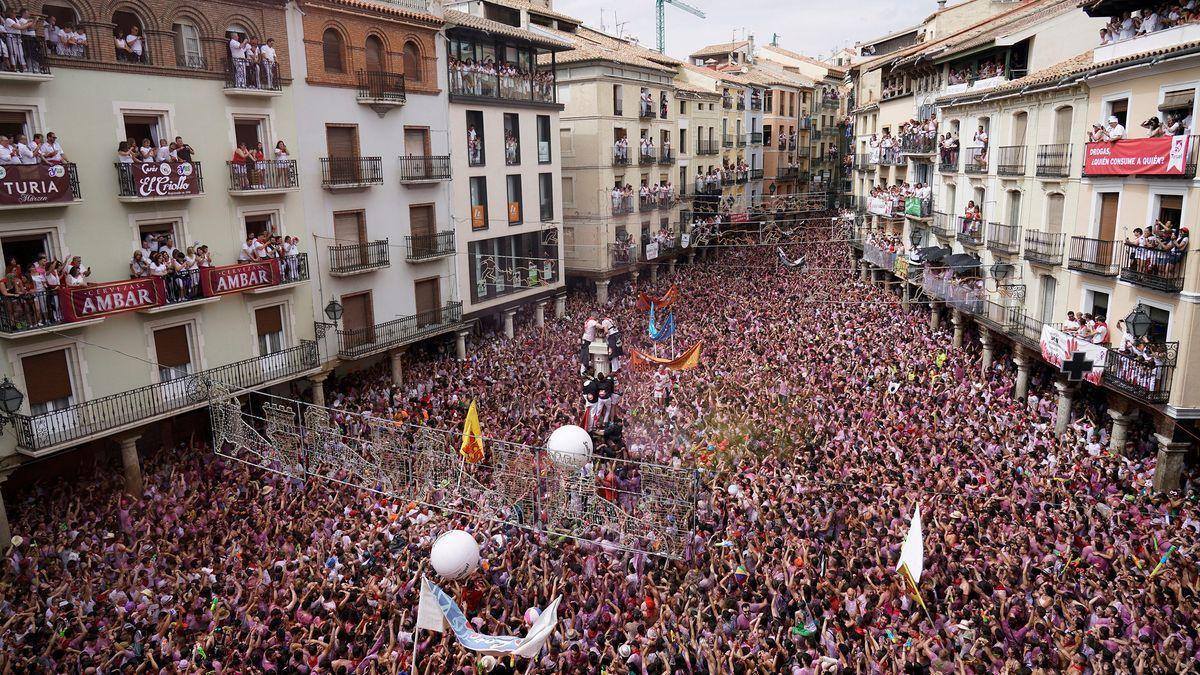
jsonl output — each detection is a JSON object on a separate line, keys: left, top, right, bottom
{"left": 471, "top": 205, "right": 487, "bottom": 230}
{"left": 508, "top": 201, "right": 521, "bottom": 223}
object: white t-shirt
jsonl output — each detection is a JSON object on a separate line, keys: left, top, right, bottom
{"left": 259, "top": 44, "right": 276, "bottom": 64}
{"left": 239, "top": 241, "right": 255, "bottom": 262}
{"left": 1107, "top": 123, "right": 1126, "bottom": 140}
{"left": 0, "top": 145, "right": 15, "bottom": 165}
{"left": 17, "top": 142, "right": 36, "bottom": 165}
{"left": 127, "top": 34, "right": 143, "bottom": 55}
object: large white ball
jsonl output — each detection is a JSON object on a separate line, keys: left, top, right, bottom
{"left": 547, "top": 425, "right": 593, "bottom": 469}
{"left": 430, "top": 530, "right": 480, "bottom": 580}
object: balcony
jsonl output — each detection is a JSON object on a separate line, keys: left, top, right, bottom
{"left": 899, "top": 135, "right": 935, "bottom": 155}
{"left": 12, "top": 340, "right": 319, "bottom": 455}
{"left": 610, "top": 241, "right": 637, "bottom": 266}
{"left": 320, "top": 157, "right": 384, "bottom": 189}
{"left": 0, "top": 35, "right": 52, "bottom": 81}
{"left": 938, "top": 149, "right": 959, "bottom": 173}
{"left": 1068, "top": 237, "right": 1120, "bottom": 276}
{"left": 856, "top": 154, "right": 875, "bottom": 172}
{"left": 398, "top": 156, "right": 451, "bottom": 183}
{"left": 639, "top": 196, "right": 657, "bottom": 212}
{"left": 722, "top": 97, "right": 733, "bottom": 110}
{"left": 1119, "top": 245, "right": 1187, "bottom": 293}
{"left": 116, "top": 161, "right": 203, "bottom": 202}
{"left": 0, "top": 163, "right": 82, "bottom": 208}
{"left": 1104, "top": 343, "right": 1178, "bottom": 404}
{"left": 357, "top": 70, "right": 406, "bottom": 114}
{"left": 613, "top": 147, "right": 631, "bottom": 166}
{"left": 697, "top": 140, "right": 718, "bottom": 155}
{"left": 406, "top": 231, "right": 456, "bottom": 262}
{"left": 749, "top": 132, "right": 763, "bottom": 145}
{"left": 1036, "top": 144, "right": 1071, "bottom": 178}
{"left": 795, "top": 147, "right": 809, "bottom": 158}
{"left": 1023, "top": 230, "right": 1065, "bottom": 267}
{"left": 227, "top": 160, "right": 298, "bottom": 195}
{"left": 639, "top": 150, "right": 657, "bottom": 166}
{"left": 1083, "top": 136, "right": 1199, "bottom": 178}
{"left": 877, "top": 148, "right": 902, "bottom": 166}
{"left": 776, "top": 168, "right": 799, "bottom": 181}
{"left": 612, "top": 195, "right": 634, "bottom": 215}
{"left": 903, "top": 196, "right": 932, "bottom": 219}
{"left": 223, "top": 58, "right": 282, "bottom": 96}
{"left": 337, "top": 301, "right": 464, "bottom": 360}
{"left": 750, "top": 97, "right": 762, "bottom": 111}
{"left": 639, "top": 103, "right": 657, "bottom": 119}
{"left": 931, "top": 211, "right": 955, "bottom": 240}
{"left": 722, "top": 135, "right": 734, "bottom": 149}
{"left": 996, "top": 146, "right": 1026, "bottom": 176}
{"left": 736, "top": 99, "right": 746, "bottom": 111}
{"left": 963, "top": 147, "right": 988, "bottom": 174}
{"left": 735, "top": 172, "right": 748, "bottom": 184}
{"left": 957, "top": 217, "right": 984, "bottom": 247}
{"left": 448, "top": 67, "right": 557, "bottom": 107}
{"left": 735, "top": 135, "right": 747, "bottom": 148}
{"left": 749, "top": 168, "right": 763, "bottom": 181}
{"left": 329, "top": 240, "right": 390, "bottom": 276}
{"left": 986, "top": 222, "right": 1020, "bottom": 255}
{"left": 659, "top": 149, "right": 675, "bottom": 165}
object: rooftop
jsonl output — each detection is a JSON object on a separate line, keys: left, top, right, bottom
{"left": 444, "top": 9, "right": 574, "bottom": 49}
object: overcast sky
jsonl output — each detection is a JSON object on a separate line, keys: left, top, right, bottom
{"left": 552, "top": 0, "right": 925, "bottom": 61}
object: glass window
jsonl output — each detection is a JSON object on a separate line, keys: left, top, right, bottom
{"left": 504, "top": 113, "right": 521, "bottom": 165}
{"left": 507, "top": 175, "right": 523, "bottom": 224}
{"left": 537, "top": 115, "right": 551, "bottom": 163}
{"left": 173, "top": 21, "right": 204, "bottom": 69}
{"left": 322, "top": 29, "right": 345, "bottom": 73}
{"left": 466, "top": 110, "right": 485, "bottom": 166}
{"left": 404, "top": 41, "right": 422, "bottom": 81}
{"left": 539, "top": 172, "right": 553, "bottom": 222}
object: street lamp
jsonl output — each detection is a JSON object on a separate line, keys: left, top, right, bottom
{"left": 0, "top": 378, "right": 24, "bottom": 432}
{"left": 324, "top": 299, "right": 344, "bottom": 323}
{"left": 1125, "top": 304, "right": 1153, "bottom": 339}
{"left": 909, "top": 229, "right": 923, "bottom": 247}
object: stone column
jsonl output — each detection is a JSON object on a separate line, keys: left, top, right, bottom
{"left": 588, "top": 337, "right": 611, "bottom": 375}
{"left": 502, "top": 308, "right": 516, "bottom": 339}
{"left": 389, "top": 348, "right": 405, "bottom": 386}
{"left": 0, "top": 472, "right": 10, "bottom": 548}
{"left": 860, "top": 261, "right": 869, "bottom": 282}
{"left": 1053, "top": 379, "right": 1077, "bottom": 436}
{"left": 630, "top": 270, "right": 640, "bottom": 287}
{"left": 535, "top": 301, "right": 546, "bottom": 328}
{"left": 595, "top": 279, "right": 609, "bottom": 305}
{"left": 650, "top": 264, "right": 659, "bottom": 285}
{"left": 1107, "top": 407, "right": 1134, "bottom": 456}
{"left": 951, "top": 310, "right": 964, "bottom": 350}
{"left": 119, "top": 434, "right": 144, "bottom": 498}
{"left": 1013, "top": 350, "right": 1032, "bottom": 401}
{"left": 309, "top": 373, "right": 328, "bottom": 407}
{"left": 687, "top": 251, "right": 696, "bottom": 266}
{"left": 979, "top": 327, "right": 994, "bottom": 374}
{"left": 1151, "top": 434, "right": 1190, "bottom": 493}
{"left": 668, "top": 259, "right": 676, "bottom": 275}
{"left": 901, "top": 283, "right": 910, "bottom": 310}
{"left": 554, "top": 293, "right": 566, "bottom": 319}
{"left": 455, "top": 329, "right": 470, "bottom": 361}
{"left": 928, "top": 303, "right": 940, "bottom": 332}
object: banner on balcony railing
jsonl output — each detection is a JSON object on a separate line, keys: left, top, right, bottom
{"left": 868, "top": 197, "right": 894, "bottom": 217}
{"left": 645, "top": 242, "right": 659, "bottom": 260}
{"left": 127, "top": 161, "right": 202, "bottom": 198}
{"left": 0, "top": 164, "right": 75, "bottom": 206}
{"left": 1084, "top": 137, "right": 1189, "bottom": 176}
{"left": 200, "top": 260, "right": 281, "bottom": 296}
{"left": 904, "top": 197, "right": 925, "bottom": 217}
{"left": 893, "top": 256, "right": 909, "bottom": 279}
{"left": 1039, "top": 325, "right": 1106, "bottom": 385}
{"left": 730, "top": 212, "right": 749, "bottom": 223}
{"left": 681, "top": 233, "right": 691, "bottom": 248}
{"left": 59, "top": 277, "right": 167, "bottom": 321}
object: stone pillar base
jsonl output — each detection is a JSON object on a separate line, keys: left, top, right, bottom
{"left": 389, "top": 348, "right": 405, "bottom": 386}
{"left": 310, "top": 374, "right": 328, "bottom": 407}
{"left": 455, "top": 329, "right": 470, "bottom": 361}
{"left": 502, "top": 309, "right": 516, "bottom": 339}
{"left": 1151, "top": 434, "right": 1190, "bottom": 493}
{"left": 535, "top": 301, "right": 546, "bottom": 328}
{"left": 1053, "top": 380, "right": 1077, "bottom": 436}
{"left": 554, "top": 293, "right": 566, "bottom": 319}
{"left": 595, "top": 279, "right": 609, "bottom": 305}
{"left": 119, "top": 434, "right": 143, "bottom": 498}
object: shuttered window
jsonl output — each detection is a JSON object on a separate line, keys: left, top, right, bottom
{"left": 154, "top": 326, "right": 192, "bottom": 380}
{"left": 256, "top": 305, "right": 285, "bottom": 354}
{"left": 22, "top": 350, "right": 72, "bottom": 406}
{"left": 1159, "top": 89, "right": 1195, "bottom": 112}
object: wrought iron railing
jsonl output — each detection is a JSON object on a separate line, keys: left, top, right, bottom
{"left": 13, "top": 340, "right": 319, "bottom": 452}
{"left": 938, "top": 148, "right": 959, "bottom": 173}
{"left": 163, "top": 269, "right": 204, "bottom": 305}
{"left": 613, "top": 147, "right": 631, "bottom": 165}
{"left": 405, "top": 231, "right": 455, "bottom": 261}
{"left": 639, "top": 103, "right": 656, "bottom": 118}
{"left": 735, "top": 135, "right": 747, "bottom": 147}
{"left": 963, "top": 146, "right": 988, "bottom": 174}
{"left": 320, "top": 157, "right": 384, "bottom": 187}
{"left": 749, "top": 132, "right": 763, "bottom": 145}
{"left": 329, "top": 239, "right": 390, "bottom": 274}
{"left": 357, "top": 70, "right": 406, "bottom": 103}
{"left": 986, "top": 222, "right": 1020, "bottom": 255}
{"left": 931, "top": 211, "right": 955, "bottom": 239}
{"left": 1023, "top": 230, "right": 1065, "bottom": 266}
{"left": 280, "top": 253, "right": 310, "bottom": 284}
{"left": 639, "top": 150, "right": 656, "bottom": 165}
{"left": 1104, "top": 343, "right": 1178, "bottom": 403}
{"left": 1036, "top": 143, "right": 1071, "bottom": 177}
{"left": 856, "top": 154, "right": 874, "bottom": 170}
{"left": 749, "top": 168, "right": 763, "bottom": 181}
{"left": 639, "top": 196, "right": 656, "bottom": 212}
{"left": 899, "top": 135, "right": 935, "bottom": 154}
{"left": 227, "top": 159, "right": 298, "bottom": 191}
{"left": 0, "top": 290, "right": 64, "bottom": 333}
{"left": 776, "top": 168, "right": 800, "bottom": 180}
{"left": 612, "top": 196, "right": 634, "bottom": 215}
{"left": 610, "top": 242, "right": 637, "bottom": 266}
{"left": 1119, "top": 244, "right": 1187, "bottom": 292}
{"left": 996, "top": 146, "right": 1026, "bottom": 176}
{"left": 116, "top": 162, "right": 203, "bottom": 197}
{"left": 337, "top": 302, "right": 462, "bottom": 360}
{"left": 448, "top": 66, "right": 556, "bottom": 104}
{"left": 659, "top": 149, "right": 675, "bottom": 164}
{"left": 223, "top": 58, "right": 281, "bottom": 92}
{"left": 722, "top": 135, "right": 734, "bottom": 148}
{"left": 958, "top": 217, "right": 984, "bottom": 247}
{"left": 2, "top": 34, "right": 51, "bottom": 75}
{"left": 697, "top": 140, "right": 718, "bottom": 155}
{"left": 1068, "top": 237, "right": 1120, "bottom": 276}
{"left": 397, "top": 156, "right": 451, "bottom": 181}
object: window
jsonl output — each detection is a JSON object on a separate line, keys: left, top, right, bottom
{"left": 243, "top": 212, "right": 279, "bottom": 240}
{"left": 322, "top": 28, "right": 345, "bottom": 73}
{"left": 365, "top": 35, "right": 385, "bottom": 72}
{"left": 679, "top": 128, "right": 687, "bottom": 153}
{"left": 536, "top": 115, "right": 551, "bottom": 163}
{"left": 763, "top": 124, "right": 772, "bottom": 147}
{"left": 173, "top": 20, "right": 205, "bottom": 69}
{"left": 503, "top": 113, "right": 521, "bottom": 165}
{"left": 255, "top": 305, "right": 286, "bottom": 355}
{"left": 1039, "top": 275, "right": 1056, "bottom": 324}
{"left": 1144, "top": 305, "right": 1171, "bottom": 343}
{"left": 154, "top": 325, "right": 193, "bottom": 382}
{"left": 1007, "top": 190, "right": 1021, "bottom": 227}
{"left": 1106, "top": 98, "right": 1128, "bottom": 127}
{"left": 562, "top": 176, "right": 574, "bottom": 206}
{"left": 1156, "top": 194, "right": 1183, "bottom": 228}
{"left": 466, "top": 110, "right": 485, "bottom": 166}
{"left": 113, "top": 10, "right": 148, "bottom": 63}
{"left": 1, "top": 233, "right": 54, "bottom": 273}
{"left": 1084, "top": 289, "right": 1109, "bottom": 319}
{"left": 470, "top": 177, "right": 488, "bottom": 229}
{"left": 613, "top": 85, "right": 623, "bottom": 116}
{"left": 1053, "top": 106, "right": 1073, "bottom": 144}
{"left": 137, "top": 221, "right": 182, "bottom": 256}
{"left": 507, "top": 175, "right": 523, "bottom": 224}
{"left": 340, "top": 292, "right": 375, "bottom": 349}
{"left": 1046, "top": 193, "right": 1065, "bottom": 233}
{"left": 123, "top": 113, "right": 166, "bottom": 147}
{"left": 414, "top": 278, "right": 441, "bottom": 326}
{"left": 22, "top": 349, "right": 74, "bottom": 415}
{"left": 404, "top": 41, "right": 422, "bottom": 81}
{"left": 679, "top": 100, "right": 686, "bottom": 115}
{"left": 538, "top": 173, "right": 553, "bottom": 222}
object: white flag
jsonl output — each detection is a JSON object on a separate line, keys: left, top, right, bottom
{"left": 896, "top": 505, "right": 924, "bottom": 584}
{"left": 416, "top": 577, "right": 446, "bottom": 632}
{"left": 512, "top": 596, "right": 561, "bottom": 658}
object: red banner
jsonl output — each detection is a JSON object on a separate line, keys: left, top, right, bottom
{"left": 0, "top": 164, "right": 75, "bottom": 206}
{"left": 200, "top": 260, "right": 280, "bottom": 296}
{"left": 1084, "top": 136, "right": 1190, "bottom": 176}
{"left": 730, "top": 212, "right": 749, "bottom": 223}
{"left": 58, "top": 278, "right": 166, "bottom": 321}
{"left": 124, "top": 161, "right": 202, "bottom": 198}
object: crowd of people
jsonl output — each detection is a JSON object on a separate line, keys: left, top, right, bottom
{"left": 2, "top": 219, "right": 1199, "bottom": 672}
{"left": 115, "top": 136, "right": 197, "bottom": 165}
{"left": 947, "top": 58, "right": 1005, "bottom": 86}
{"left": 449, "top": 57, "right": 556, "bottom": 102}
{"left": 231, "top": 140, "right": 291, "bottom": 190}
{"left": 609, "top": 182, "right": 677, "bottom": 214}
{"left": 227, "top": 31, "right": 279, "bottom": 89}
{"left": 0, "top": 131, "right": 67, "bottom": 165}
{"left": 0, "top": 254, "right": 91, "bottom": 329}
{"left": 1099, "top": 3, "right": 1200, "bottom": 45}
{"left": 694, "top": 164, "right": 752, "bottom": 194}
{"left": 1125, "top": 220, "right": 1190, "bottom": 279}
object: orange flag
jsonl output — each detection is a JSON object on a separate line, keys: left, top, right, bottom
{"left": 459, "top": 400, "right": 484, "bottom": 463}
{"left": 630, "top": 341, "right": 702, "bottom": 371}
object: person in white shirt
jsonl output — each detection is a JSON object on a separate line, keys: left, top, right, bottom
{"left": 38, "top": 132, "right": 66, "bottom": 164}
{"left": 14, "top": 134, "right": 37, "bottom": 165}
{"left": 259, "top": 38, "right": 277, "bottom": 88}
{"left": 274, "top": 140, "right": 289, "bottom": 161}
{"left": 0, "top": 136, "right": 16, "bottom": 165}
{"left": 239, "top": 235, "right": 256, "bottom": 262}
{"left": 1105, "top": 115, "right": 1126, "bottom": 141}
{"left": 155, "top": 138, "right": 171, "bottom": 162}
{"left": 229, "top": 31, "right": 248, "bottom": 87}
{"left": 126, "top": 25, "right": 144, "bottom": 62}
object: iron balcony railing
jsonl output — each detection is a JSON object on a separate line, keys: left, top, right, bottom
{"left": 610, "top": 242, "right": 637, "bottom": 266}
{"left": 795, "top": 147, "right": 810, "bottom": 158}
{"left": 1104, "top": 343, "right": 1178, "bottom": 403}
{"left": 659, "top": 149, "right": 675, "bottom": 164}
{"left": 856, "top": 154, "right": 874, "bottom": 171}
{"left": 329, "top": 239, "right": 390, "bottom": 274}
{"left": 996, "top": 146, "right": 1026, "bottom": 176}
{"left": 986, "top": 222, "right": 1020, "bottom": 255}
{"left": 735, "top": 135, "right": 747, "bottom": 147}
{"left": 162, "top": 269, "right": 204, "bottom": 305}
{"left": 963, "top": 147, "right": 989, "bottom": 174}
{"left": 0, "top": 290, "right": 63, "bottom": 333}
{"left": 639, "top": 150, "right": 657, "bottom": 165}
{"left": 1011, "top": 307, "right": 1046, "bottom": 347}
{"left": 337, "top": 302, "right": 462, "bottom": 360}
{"left": 1068, "top": 237, "right": 1120, "bottom": 276}
{"left": 1036, "top": 144, "right": 1071, "bottom": 177}
{"left": 176, "top": 52, "right": 208, "bottom": 70}
{"left": 1, "top": 34, "right": 51, "bottom": 75}
{"left": 357, "top": 70, "right": 406, "bottom": 104}
{"left": 639, "top": 196, "right": 656, "bottom": 212}
{"left": 639, "top": 104, "right": 656, "bottom": 118}
{"left": 749, "top": 132, "right": 763, "bottom": 145}
{"left": 397, "top": 156, "right": 451, "bottom": 182}
{"left": 613, "top": 147, "right": 631, "bottom": 165}
{"left": 13, "top": 340, "right": 319, "bottom": 452}
{"left": 899, "top": 135, "right": 935, "bottom": 154}
{"left": 1119, "top": 245, "right": 1187, "bottom": 292}
{"left": 223, "top": 58, "right": 281, "bottom": 92}
{"left": 0, "top": 162, "right": 81, "bottom": 205}
{"left": 227, "top": 159, "right": 298, "bottom": 191}
{"left": 1023, "top": 230, "right": 1066, "bottom": 266}
{"left": 1083, "top": 135, "right": 1200, "bottom": 178}
{"left": 722, "top": 97, "right": 733, "bottom": 109}
{"left": 612, "top": 195, "right": 634, "bottom": 215}
{"left": 777, "top": 168, "right": 800, "bottom": 180}
{"left": 280, "top": 253, "right": 310, "bottom": 284}
{"left": 405, "top": 231, "right": 455, "bottom": 261}
{"left": 448, "top": 67, "right": 556, "bottom": 104}
{"left": 931, "top": 211, "right": 955, "bottom": 239}
{"left": 116, "top": 162, "right": 203, "bottom": 198}
{"left": 320, "top": 157, "right": 384, "bottom": 187}
{"left": 938, "top": 148, "right": 959, "bottom": 173}
{"left": 736, "top": 99, "right": 746, "bottom": 111}
{"left": 697, "top": 140, "right": 718, "bottom": 155}
{"left": 877, "top": 147, "right": 902, "bottom": 166}
{"left": 957, "top": 217, "right": 984, "bottom": 247}
{"left": 656, "top": 195, "right": 672, "bottom": 210}
{"left": 722, "top": 135, "right": 734, "bottom": 148}
{"left": 749, "top": 168, "right": 763, "bottom": 181}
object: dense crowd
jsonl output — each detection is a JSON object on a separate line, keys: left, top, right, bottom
{"left": 1099, "top": 3, "right": 1200, "bottom": 45}
{"left": 3, "top": 220, "right": 1199, "bottom": 673}
{"left": 449, "top": 58, "right": 556, "bottom": 102}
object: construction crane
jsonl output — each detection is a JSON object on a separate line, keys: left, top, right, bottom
{"left": 656, "top": 0, "right": 705, "bottom": 54}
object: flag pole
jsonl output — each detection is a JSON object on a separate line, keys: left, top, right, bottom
{"left": 413, "top": 626, "right": 419, "bottom": 675}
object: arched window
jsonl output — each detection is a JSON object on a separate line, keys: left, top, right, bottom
{"left": 113, "top": 10, "right": 149, "bottom": 63}
{"left": 322, "top": 28, "right": 345, "bottom": 73}
{"left": 403, "top": 41, "right": 421, "bottom": 82}
{"left": 365, "top": 35, "right": 385, "bottom": 72}
{"left": 173, "top": 19, "right": 205, "bottom": 69}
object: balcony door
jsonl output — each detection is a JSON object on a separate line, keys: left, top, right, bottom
{"left": 326, "top": 125, "right": 361, "bottom": 182}
{"left": 404, "top": 127, "right": 431, "bottom": 178}
{"left": 1039, "top": 275, "right": 1056, "bottom": 325}
{"left": 341, "top": 292, "right": 374, "bottom": 349}
{"left": 22, "top": 349, "right": 75, "bottom": 416}
{"left": 414, "top": 278, "right": 441, "bottom": 327}
{"left": 1098, "top": 193, "right": 1119, "bottom": 266}
{"left": 410, "top": 204, "right": 435, "bottom": 256}
{"left": 154, "top": 325, "right": 194, "bottom": 402}
{"left": 333, "top": 211, "right": 366, "bottom": 268}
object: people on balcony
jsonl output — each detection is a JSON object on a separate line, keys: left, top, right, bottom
{"left": 613, "top": 137, "right": 629, "bottom": 163}
{"left": 1127, "top": 222, "right": 1190, "bottom": 279}
{"left": 962, "top": 200, "right": 982, "bottom": 235}
{"left": 504, "top": 130, "right": 519, "bottom": 164}
{"left": 1100, "top": 4, "right": 1200, "bottom": 46}
{"left": 640, "top": 89, "right": 653, "bottom": 116}
{"left": 878, "top": 130, "right": 897, "bottom": 164}
{"left": 610, "top": 184, "right": 635, "bottom": 213}
{"left": 971, "top": 125, "right": 988, "bottom": 168}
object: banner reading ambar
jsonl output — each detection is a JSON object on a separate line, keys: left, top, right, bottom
{"left": 59, "top": 278, "right": 168, "bottom": 321}
{"left": 200, "top": 260, "right": 280, "bottom": 296}
{"left": 1084, "top": 136, "right": 1190, "bottom": 176}
{"left": 0, "top": 164, "right": 76, "bottom": 206}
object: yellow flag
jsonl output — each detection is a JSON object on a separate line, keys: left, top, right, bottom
{"left": 460, "top": 400, "right": 484, "bottom": 463}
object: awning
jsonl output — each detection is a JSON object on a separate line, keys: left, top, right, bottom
{"left": 1159, "top": 90, "right": 1195, "bottom": 112}
{"left": 944, "top": 253, "right": 982, "bottom": 271}
{"left": 918, "top": 246, "right": 951, "bottom": 262}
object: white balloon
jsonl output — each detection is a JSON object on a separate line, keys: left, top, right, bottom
{"left": 727, "top": 484, "right": 741, "bottom": 496}
{"left": 430, "top": 530, "right": 480, "bottom": 580}
{"left": 546, "top": 425, "right": 593, "bottom": 469}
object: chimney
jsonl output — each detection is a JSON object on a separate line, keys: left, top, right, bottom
{"left": 747, "top": 33, "right": 755, "bottom": 63}
{"left": 937, "top": 0, "right": 947, "bottom": 8}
